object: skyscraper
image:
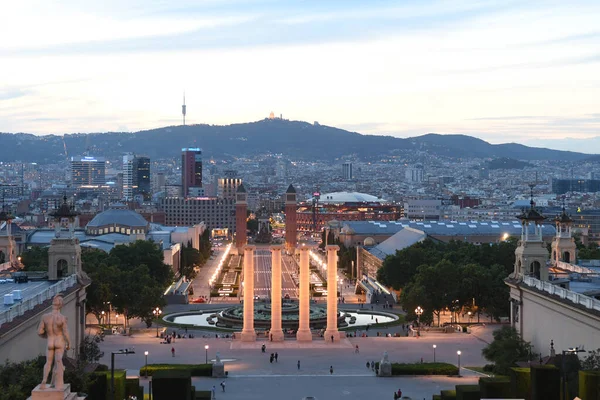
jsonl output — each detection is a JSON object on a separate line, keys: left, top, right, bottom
{"left": 71, "top": 156, "right": 106, "bottom": 186}
{"left": 123, "top": 154, "right": 151, "bottom": 201}
{"left": 122, "top": 153, "right": 135, "bottom": 200}
{"left": 342, "top": 162, "right": 353, "bottom": 180}
{"left": 181, "top": 148, "right": 203, "bottom": 197}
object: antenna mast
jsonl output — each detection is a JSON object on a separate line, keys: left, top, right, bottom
{"left": 182, "top": 92, "right": 187, "bottom": 126}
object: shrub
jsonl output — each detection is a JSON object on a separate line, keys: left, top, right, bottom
{"left": 440, "top": 389, "right": 457, "bottom": 399}
{"left": 152, "top": 370, "right": 192, "bottom": 400}
{"left": 479, "top": 376, "right": 511, "bottom": 398}
{"left": 391, "top": 362, "right": 459, "bottom": 376}
{"left": 531, "top": 365, "right": 559, "bottom": 400}
{"left": 195, "top": 391, "right": 212, "bottom": 400}
{"left": 455, "top": 384, "right": 480, "bottom": 400}
{"left": 139, "top": 364, "right": 213, "bottom": 377}
{"left": 89, "top": 369, "right": 126, "bottom": 400}
{"left": 579, "top": 370, "right": 600, "bottom": 400}
{"left": 510, "top": 368, "right": 531, "bottom": 400}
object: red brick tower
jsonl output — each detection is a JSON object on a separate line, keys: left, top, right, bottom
{"left": 285, "top": 184, "right": 297, "bottom": 252}
{"left": 235, "top": 184, "right": 248, "bottom": 253}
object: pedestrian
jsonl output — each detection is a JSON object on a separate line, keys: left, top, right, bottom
{"left": 270, "top": 333, "right": 273, "bottom": 342}
{"left": 171, "top": 347, "right": 175, "bottom": 357}
{"left": 366, "top": 361, "right": 370, "bottom": 369}
{"left": 275, "top": 352, "right": 278, "bottom": 362}
{"left": 330, "top": 366, "right": 333, "bottom": 375}
{"left": 220, "top": 381, "right": 225, "bottom": 392}
{"left": 212, "top": 385, "right": 216, "bottom": 399}
{"left": 397, "top": 388, "right": 402, "bottom": 398}
{"left": 270, "top": 354, "right": 274, "bottom": 363}
{"left": 331, "top": 335, "right": 334, "bottom": 343}
{"left": 371, "top": 361, "right": 375, "bottom": 371}
{"left": 297, "top": 360, "right": 301, "bottom": 370}
{"left": 376, "top": 318, "right": 379, "bottom": 324}
{"left": 355, "top": 345, "right": 359, "bottom": 354}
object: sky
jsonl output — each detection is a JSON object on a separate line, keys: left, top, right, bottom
{"left": 1, "top": 0, "right": 599, "bottom": 152}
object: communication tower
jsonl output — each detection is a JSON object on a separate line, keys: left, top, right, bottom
{"left": 182, "top": 92, "right": 187, "bottom": 126}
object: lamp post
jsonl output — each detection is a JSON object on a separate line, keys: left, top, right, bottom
{"left": 562, "top": 346, "right": 586, "bottom": 400}
{"left": 433, "top": 344, "right": 437, "bottom": 362}
{"left": 111, "top": 349, "right": 135, "bottom": 400}
{"left": 101, "top": 310, "right": 105, "bottom": 325}
{"left": 415, "top": 306, "right": 423, "bottom": 336}
{"left": 144, "top": 351, "right": 149, "bottom": 378}
{"left": 457, "top": 350, "right": 461, "bottom": 377}
{"left": 205, "top": 345, "right": 209, "bottom": 364}
{"left": 467, "top": 311, "right": 472, "bottom": 324}
{"left": 153, "top": 307, "right": 162, "bottom": 337}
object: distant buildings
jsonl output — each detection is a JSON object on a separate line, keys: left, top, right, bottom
{"left": 181, "top": 148, "right": 203, "bottom": 197}
{"left": 70, "top": 156, "right": 105, "bottom": 186}
{"left": 551, "top": 178, "right": 600, "bottom": 194}
{"left": 404, "top": 199, "right": 442, "bottom": 220}
{"left": 161, "top": 197, "right": 236, "bottom": 236}
{"left": 405, "top": 164, "right": 424, "bottom": 183}
{"left": 342, "top": 162, "right": 353, "bottom": 180}
{"left": 217, "top": 177, "right": 243, "bottom": 200}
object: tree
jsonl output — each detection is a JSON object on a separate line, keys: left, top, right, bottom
{"left": 20, "top": 247, "right": 49, "bottom": 271}
{"left": 180, "top": 245, "right": 201, "bottom": 280}
{"left": 581, "top": 348, "right": 600, "bottom": 371}
{"left": 482, "top": 326, "right": 537, "bottom": 375}
{"left": 108, "top": 240, "right": 173, "bottom": 288}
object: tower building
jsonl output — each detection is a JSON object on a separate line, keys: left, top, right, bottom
{"left": 48, "top": 196, "right": 81, "bottom": 281}
{"left": 181, "top": 148, "right": 203, "bottom": 197}
{"left": 551, "top": 204, "right": 577, "bottom": 265}
{"left": 235, "top": 184, "right": 248, "bottom": 253}
{"left": 182, "top": 93, "right": 187, "bottom": 126}
{"left": 285, "top": 184, "right": 297, "bottom": 252}
{"left": 512, "top": 191, "right": 548, "bottom": 281}
{"left": 70, "top": 156, "right": 106, "bottom": 186}
{"left": 342, "top": 162, "right": 353, "bottom": 180}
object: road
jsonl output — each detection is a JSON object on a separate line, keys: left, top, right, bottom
{"left": 253, "top": 249, "right": 299, "bottom": 299}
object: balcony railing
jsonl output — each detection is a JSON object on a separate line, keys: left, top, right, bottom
{"left": 522, "top": 275, "right": 600, "bottom": 312}
{"left": 0, "top": 275, "right": 78, "bottom": 328}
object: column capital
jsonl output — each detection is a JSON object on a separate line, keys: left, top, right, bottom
{"left": 325, "top": 244, "right": 340, "bottom": 251}
{"left": 243, "top": 245, "right": 256, "bottom": 251}
{"left": 298, "top": 244, "right": 317, "bottom": 251}
{"left": 270, "top": 245, "right": 284, "bottom": 252}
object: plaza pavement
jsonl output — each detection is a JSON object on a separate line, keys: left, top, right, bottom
{"left": 99, "top": 328, "right": 489, "bottom": 400}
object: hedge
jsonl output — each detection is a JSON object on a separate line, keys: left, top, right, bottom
{"left": 456, "top": 384, "right": 480, "bottom": 400}
{"left": 139, "top": 364, "right": 213, "bottom": 377}
{"left": 195, "top": 391, "right": 212, "bottom": 400}
{"left": 391, "top": 362, "right": 459, "bottom": 376}
{"left": 433, "top": 396, "right": 442, "bottom": 400}
{"left": 479, "top": 376, "right": 511, "bottom": 398}
{"left": 531, "top": 365, "right": 559, "bottom": 400}
{"left": 440, "top": 389, "right": 457, "bottom": 400}
{"left": 152, "top": 370, "right": 192, "bottom": 400}
{"left": 510, "top": 368, "right": 531, "bottom": 400}
{"left": 88, "top": 369, "right": 126, "bottom": 400}
{"left": 579, "top": 370, "right": 600, "bottom": 400}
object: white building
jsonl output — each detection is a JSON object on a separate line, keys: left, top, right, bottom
{"left": 342, "top": 162, "right": 353, "bottom": 180}
{"left": 405, "top": 165, "right": 424, "bottom": 183}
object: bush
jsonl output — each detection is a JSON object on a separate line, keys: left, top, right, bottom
{"left": 510, "top": 368, "right": 531, "bottom": 400}
{"left": 479, "top": 376, "right": 511, "bottom": 398}
{"left": 391, "top": 362, "right": 459, "bottom": 376}
{"left": 455, "top": 384, "right": 480, "bottom": 400}
{"left": 433, "top": 396, "right": 442, "bottom": 400}
{"left": 89, "top": 370, "right": 126, "bottom": 400}
{"left": 152, "top": 370, "right": 192, "bottom": 400}
{"left": 441, "top": 389, "right": 457, "bottom": 399}
{"left": 579, "top": 370, "right": 600, "bottom": 400}
{"left": 139, "top": 364, "right": 213, "bottom": 377}
{"left": 195, "top": 391, "right": 212, "bottom": 400}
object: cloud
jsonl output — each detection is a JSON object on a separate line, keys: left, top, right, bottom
{"left": 0, "top": 89, "right": 31, "bottom": 101}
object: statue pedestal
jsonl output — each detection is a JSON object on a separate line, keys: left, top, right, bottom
{"left": 378, "top": 358, "right": 392, "bottom": 377}
{"left": 28, "top": 384, "right": 79, "bottom": 400}
{"left": 212, "top": 362, "right": 225, "bottom": 378}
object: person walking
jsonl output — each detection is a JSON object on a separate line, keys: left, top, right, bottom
{"left": 220, "top": 381, "right": 225, "bottom": 392}
{"left": 366, "top": 361, "right": 370, "bottom": 369}
{"left": 171, "top": 347, "right": 175, "bottom": 357}
{"left": 211, "top": 385, "right": 216, "bottom": 399}
{"left": 330, "top": 335, "right": 334, "bottom": 343}
{"left": 297, "top": 360, "right": 301, "bottom": 370}
{"left": 275, "top": 352, "right": 278, "bottom": 362}
{"left": 270, "top": 353, "right": 274, "bottom": 363}
{"left": 355, "top": 345, "right": 359, "bottom": 354}
{"left": 329, "top": 366, "right": 333, "bottom": 375}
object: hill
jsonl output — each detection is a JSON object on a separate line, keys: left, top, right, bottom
{"left": 0, "top": 119, "right": 593, "bottom": 163}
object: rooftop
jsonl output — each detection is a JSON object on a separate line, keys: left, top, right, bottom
{"left": 87, "top": 208, "right": 149, "bottom": 228}
{"left": 310, "top": 191, "right": 386, "bottom": 204}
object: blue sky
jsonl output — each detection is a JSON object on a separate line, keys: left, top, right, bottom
{"left": 1, "top": 0, "right": 599, "bottom": 152}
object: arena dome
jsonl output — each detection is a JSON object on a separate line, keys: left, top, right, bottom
{"left": 311, "top": 191, "right": 386, "bottom": 204}
{"left": 86, "top": 206, "right": 149, "bottom": 236}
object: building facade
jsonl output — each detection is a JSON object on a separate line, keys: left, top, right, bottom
{"left": 161, "top": 197, "right": 236, "bottom": 232}
{"left": 181, "top": 148, "right": 202, "bottom": 197}
{"left": 70, "top": 156, "right": 106, "bottom": 186}
{"left": 342, "top": 162, "right": 353, "bottom": 180}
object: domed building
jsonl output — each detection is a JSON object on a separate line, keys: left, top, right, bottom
{"left": 85, "top": 204, "right": 149, "bottom": 236}
{"left": 297, "top": 191, "right": 402, "bottom": 233}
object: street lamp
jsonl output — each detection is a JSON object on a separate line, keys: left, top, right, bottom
{"left": 205, "top": 345, "right": 209, "bottom": 364}
{"left": 144, "top": 351, "right": 149, "bottom": 378}
{"left": 111, "top": 349, "right": 135, "bottom": 400}
{"left": 415, "top": 306, "right": 423, "bottom": 336}
{"left": 101, "top": 310, "right": 105, "bottom": 325}
{"left": 562, "top": 346, "right": 586, "bottom": 400}
{"left": 153, "top": 307, "right": 162, "bottom": 337}
{"left": 467, "top": 311, "right": 472, "bottom": 324}
{"left": 433, "top": 344, "right": 437, "bottom": 362}
{"left": 457, "top": 350, "right": 462, "bottom": 377}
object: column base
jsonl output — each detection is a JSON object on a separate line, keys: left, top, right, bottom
{"left": 324, "top": 330, "right": 340, "bottom": 342}
{"left": 296, "top": 329, "right": 313, "bottom": 342}
{"left": 240, "top": 330, "right": 256, "bottom": 342}
{"left": 268, "top": 329, "right": 284, "bottom": 342}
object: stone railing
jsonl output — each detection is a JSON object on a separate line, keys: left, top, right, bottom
{"left": 0, "top": 275, "right": 78, "bottom": 328}
{"left": 556, "top": 261, "right": 598, "bottom": 276}
{"left": 523, "top": 276, "right": 600, "bottom": 312}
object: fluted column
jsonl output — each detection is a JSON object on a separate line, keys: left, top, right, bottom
{"left": 241, "top": 245, "right": 256, "bottom": 341}
{"left": 296, "top": 246, "right": 312, "bottom": 341}
{"left": 270, "top": 245, "right": 284, "bottom": 341}
{"left": 324, "top": 245, "right": 340, "bottom": 342}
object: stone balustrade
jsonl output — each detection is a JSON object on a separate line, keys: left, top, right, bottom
{"left": 523, "top": 275, "right": 600, "bottom": 312}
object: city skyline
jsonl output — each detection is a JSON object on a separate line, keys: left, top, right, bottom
{"left": 1, "top": 0, "right": 599, "bottom": 152}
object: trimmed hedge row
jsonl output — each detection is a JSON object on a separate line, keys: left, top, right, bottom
{"left": 88, "top": 369, "right": 126, "bottom": 400}
{"left": 391, "top": 362, "right": 459, "bottom": 376}
{"left": 479, "top": 376, "right": 511, "bottom": 398}
{"left": 579, "top": 370, "right": 600, "bottom": 400}
{"left": 139, "top": 363, "right": 213, "bottom": 377}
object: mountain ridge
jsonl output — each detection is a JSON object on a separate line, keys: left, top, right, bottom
{"left": 0, "top": 119, "right": 593, "bottom": 163}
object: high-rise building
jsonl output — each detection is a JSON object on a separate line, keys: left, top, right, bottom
{"left": 405, "top": 164, "right": 424, "bottom": 183}
{"left": 342, "top": 162, "right": 353, "bottom": 180}
{"left": 217, "top": 171, "right": 243, "bottom": 200}
{"left": 181, "top": 148, "right": 202, "bottom": 197}
{"left": 123, "top": 154, "right": 151, "bottom": 201}
{"left": 71, "top": 156, "right": 106, "bottom": 186}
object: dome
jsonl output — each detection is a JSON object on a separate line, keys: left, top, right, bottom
{"left": 363, "top": 237, "right": 375, "bottom": 246}
{"left": 87, "top": 208, "right": 149, "bottom": 229}
{"left": 312, "top": 191, "right": 385, "bottom": 204}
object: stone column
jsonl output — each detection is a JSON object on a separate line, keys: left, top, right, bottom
{"left": 324, "top": 245, "right": 340, "bottom": 342}
{"left": 241, "top": 245, "right": 256, "bottom": 342}
{"left": 270, "top": 245, "right": 284, "bottom": 341}
{"left": 296, "top": 246, "right": 312, "bottom": 341}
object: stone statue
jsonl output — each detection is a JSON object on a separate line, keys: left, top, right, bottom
{"left": 215, "top": 352, "right": 222, "bottom": 363}
{"left": 379, "top": 351, "right": 392, "bottom": 377}
{"left": 38, "top": 294, "right": 71, "bottom": 390}
{"left": 382, "top": 351, "right": 389, "bottom": 363}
